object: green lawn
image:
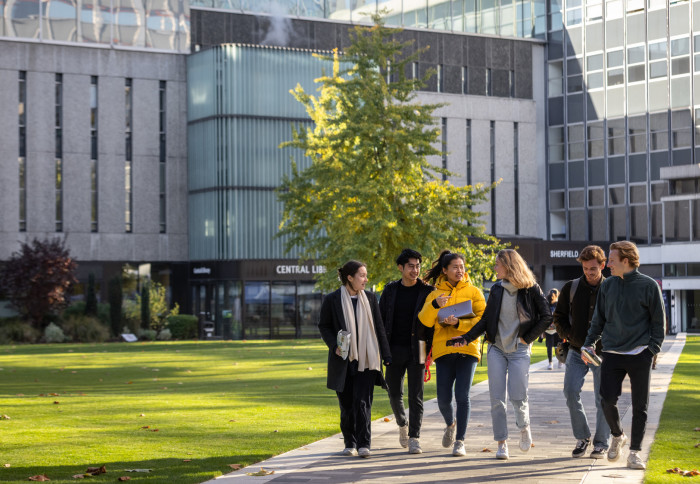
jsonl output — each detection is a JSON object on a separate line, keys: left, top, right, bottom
{"left": 0, "top": 340, "right": 549, "bottom": 483}
{"left": 645, "top": 335, "right": 700, "bottom": 483}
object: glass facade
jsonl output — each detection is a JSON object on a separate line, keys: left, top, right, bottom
{"left": 187, "top": 44, "right": 334, "bottom": 260}
{"left": 0, "top": 0, "right": 190, "bottom": 52}
{"left": 546, "top": 0, "right": 700, "bottom": 243}
{"left": 188, "top": 0, "right": 546, "bottom": 39}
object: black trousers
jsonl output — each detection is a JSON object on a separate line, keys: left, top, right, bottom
{"left": 599, "top": 349, "right": 654, "bottom": 451}
{"left": 337, "top": 368, "right": 378, "bottom": 449}
{"left": 385, "top": 345, "right": 426, "bottom": 438}
{"left": 545, "top": 332, "right": 561, "bottom": 362}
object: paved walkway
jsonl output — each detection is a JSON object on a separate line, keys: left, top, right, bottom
{"left": 204, "top": 334, "right": 686, "bottom": 484}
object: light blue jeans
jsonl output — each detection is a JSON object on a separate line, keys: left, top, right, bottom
{"left": 487, "top": 342, "right": 531, "bottom": 441}
{"left": 564, "top": 347, "right": 611, "bottom": 449}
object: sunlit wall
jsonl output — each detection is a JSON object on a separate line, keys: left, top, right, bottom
{"left": 0, "top": 0, "right": 190, "bottom": 51}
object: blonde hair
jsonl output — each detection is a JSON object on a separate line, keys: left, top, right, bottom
{"left": 497, "top": 249, "right": 537, "bottom": 289}
{"left": 609, "top": 241, "right": 640, "bottom": 268}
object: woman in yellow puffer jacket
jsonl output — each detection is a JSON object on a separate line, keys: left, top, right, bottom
{"left": 418, "top": 250, "right": 486, "bottom": 457}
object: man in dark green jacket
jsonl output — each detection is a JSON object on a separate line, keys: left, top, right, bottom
{"left": 583, "top": 241, "right": 665, "bottom": 471}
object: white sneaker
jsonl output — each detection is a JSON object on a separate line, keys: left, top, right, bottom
{"left": 608, "top": 433, "right": 628, "bottom": 462}
{"left": 627, "top": 450, "right": 646, "bottom": 469}
{"left": 496, "top": 441, "right": 509, "bottom": 460}
{"left": 357, "top": 447, "right": 371, "bottom": 458}
{"left": 558, "top": 360, "right": 564, "bottom": 368}
{"left": 547, "top": 362, "right": 553, "bottom": 370}
{"left": 398, "top": 424, "right": 409, "bottom": 448}
{"left": 442, "top": 422, "right": 456, "bottom": 448}
{"left": 341, "top": 447, "right": 357, "bottom": 456}
{"left": 408, "top": 437, "right": 422, "bottom": 454}
{"left": 452, "top": 440, "right": 466, "bottom": 456}
{"left": 519, "top": 426, "right": 532, "bottom": 452}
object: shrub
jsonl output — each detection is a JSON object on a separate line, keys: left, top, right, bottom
{"left": 167, "top": 314, "right": 198, "bottom": 340}
{"left": 157, "top": 328, "right": 172, "bottom": 341}
{"left": 61, "top": 315, "right": 110, "bottom": 343}
{"left": 138, "top": 328, "right": 157, "bottom": 341}
{"left": 44, "top": 322, "right": 67, "bottom": 343}
{"left": 0, "top": 319, "right": 40, "bottom": 344}
{"left": 122, "top": 300, "right": 141, "bottom": 333}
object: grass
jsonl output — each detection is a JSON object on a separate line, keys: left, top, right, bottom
{"left": 0, "top": 339, "right": 549, "bottom": 483}
{"left": 644, "top": 335, "right": 700, "bottom": 483}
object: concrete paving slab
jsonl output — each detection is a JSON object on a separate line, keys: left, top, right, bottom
{"left": 203, "top": 334, "right": 686, "bottom": 484}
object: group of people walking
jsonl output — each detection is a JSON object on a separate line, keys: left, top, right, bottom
{"left": 318, "top": 241, "right": 665, "bottom": 471}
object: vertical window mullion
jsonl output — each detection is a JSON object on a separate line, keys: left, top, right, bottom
{"left": 125, "top": 78, "right": 133, "bottom": 233}
{"left": 514, "top": 122, "right": 520, "bottom": 235}
{"left": 19, "top": 71, "right": 27, "bottom": 232}
{"left": 55, "top": 73, "right": 63, "bottom": 232}
{"left": 159, "top": 80, "right": 166, "bottom": 233}
{"left": 90, "top": 75, "right": 98, "bottom": 232}
{"left": 490, "top": 120, "right": 496, "bottom": 233}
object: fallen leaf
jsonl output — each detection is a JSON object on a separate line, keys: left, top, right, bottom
{"left": 53, "top": 401, "right": 60, "bottom": 405}
{"left": 383, "top": 417, "right": 392, "bottom": 422}
{"left": 273, "top": 386, "right": 279, "bottom": 389}
{"left": 246, "top": 467, "right": 274, "bottom": 477}
{"left": 183, "top": 459, "right": 191, "bottom": 462}
{"left": 85, "top": 465, "right": 106, "bottom": 475}
{"left": 49, "top": 393, "right": 59, "bottom": 396}
{"left": 123, "top": 469, "right": 152, "bottom": 473}
{"left": 127, "top": 381, "right": 133, "bottom": 384}
{"left": 141, "top": 426, "right": 150, "bottom": 429}
{"left": 139, "top": 414, "right": 145, "bottom": 417}
{"left": 545, "top": 420, "right": 559, "bottom": 424}
{"left": 118, "top": 477, "right": 131, "bottom": 481}
{"left": 4, "top": 464, "right": 10, "bottom": 467}
{"left": 1, "top": 415, "right": 10, "bottom": 420}
{"left": 71, "top": 474, "right": 85, "bottom": 479}
{"left": 229, "top": 420, "right": 236, "bottom": 422}
{"left": 28, "top": 475, "right": 50, "bottom": 481}
{"left": 481, "top": 448, "right": 493, "bottom": 452}
{"left": 229, "top": 464, "right": 242, "bottom": 470}
{"left": 71, "top": 371, "right": 77, "bottom": 374}
{"left": 273, "top": 430, "right": 278, "bottom": 433}
{"left": 150, "top": 429, "right": 160, "bottom": 432}
{"left": 307, "top": 367, "right": 313, "bottom": 370}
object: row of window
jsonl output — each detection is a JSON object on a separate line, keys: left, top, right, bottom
{"left": 17, "top": 73, "right": 167, "bottom": 234}
{"left": 400, "top": 62, "right": 518, "bottom": 97}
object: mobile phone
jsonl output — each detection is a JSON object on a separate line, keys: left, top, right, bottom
{"left": 446, "top": 337, "right": 462, "bottom": 347}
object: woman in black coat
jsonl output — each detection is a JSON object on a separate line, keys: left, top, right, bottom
{"left": 318, "top": 260, "right": 392, "bottom": 459}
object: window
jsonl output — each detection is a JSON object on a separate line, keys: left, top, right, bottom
{"left": 548, "top": 61, "right": 563, "bottom": 97}
{"left": 587, "top": 121, "right": 605, "bottom": 159}
{"left": 514, "top": 123, "right": 519, "bottom": 234}
{"left": 490, "top": 121, "right": 496, "bottom": 232}
{"left": 412, "top": 61, "right": 419, "bottom": 80}
{"left": 466, "top": 120, "right": 472, "bottom": 186}
{"left": 568, "top": 124, "right": 585, "bottom": 160}
{"left": 486, "top": 68, "right": 492, "bottom": 95}
{"left": 607, "top": 118, "right": 626, "bottom": 155}
{"left": 55, "top": 73, "right": 63, "bottom": 232}
{"left": 627, "top": 44, "right": 646, "bottom": 83}
{"left": 567, "top": 57, "right": 583, "bottom": 93}
{"left": 159, "top": 80, "right": 166, "bottom": 233}
{"left": 90, "top": 76, "right": 98, "bottom": 232}
{"left": 125, "top": 78, "right": 133, "bottom": 233}
{"left": 607, "top": 49, "right": 624, "bottom": 86}
{"left": 587, "top": 53, "right": 604, "bottom": 89}
{"left": 648, "top": 41, "right": 667, "bottom": 79}
{"left": 549, "top": 126, "right": 565, "bottom": 162}
{"left": 509, "top": 70, "right": 515, "bottom": 97}
{"left": 462, "top": 66, "right": 468, "bottom": 94}
{"left": 19, "top": 71, "right": 26, "bottom": 232}
{"left": 650, "top": 111, "right": 669, "bottom": 151}
{"left": 441, "top": 118, "right": 447, "bottom": 181}
{"left": 437, "top": 64, "right": 443, "bottom": 92}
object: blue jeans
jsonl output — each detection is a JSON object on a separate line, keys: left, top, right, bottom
{"left": 564, "top": 347, "right": 611, "bottom": 449}
{"left": 435, "top": 353, "right": 478, "bottom": 441}
{"left": 487, "top": 343, "right": 531, "bottom": 441}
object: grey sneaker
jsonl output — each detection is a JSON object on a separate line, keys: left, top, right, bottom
{"left": 357, "top": 447, "right": 371, "bottom": 458}
{"left": 442, "top": 422, "right": 456, "bottom": 448}
{"left": 398, "top": 424, "right": 409, "bottom": 448}
{"left": 452, "top": 440, "right": 466, "bottom": 457}
{"left": 341, "top": 447, "right": 357, "bottom": 456}
{"left": 519, "top": 426, "right": 532, "bottom": 452}
{"left": 627, "top": 450, "right": 646, "bottom": 469}
{"left": 590, "top": 445, "right": 607, "bottom": 459}
{"left": 572, "top": 438, "right": 590, "bottom": 458}
{"left": 608, "top": 433, "right": 627, "bottom": 462}
{"left": 408, "top": 437, "right": 422, "bottom": 454}
{"left": 496, "top": 441, "right": 509, "bottom": 460}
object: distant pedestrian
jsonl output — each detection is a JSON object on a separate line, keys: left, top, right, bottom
{"left": 379, "top": 249, "right": 435, "bottom": 454}
{"left": 553, "top": 245, "right": 611, "bottom": 459}
{"left": 543, "top": 289, "right": 562, "bottom": 370}
{"left": 318, "top": 260, "right": 392, "bottom": 458}
{"left": 451, "top": 249, "right": 551, "bottom": 460}
{"left": 418, "top": 250, "right": 486, "bottom": 457}
{"left": 582, "top": 241, "right": 665, "bottom": 470}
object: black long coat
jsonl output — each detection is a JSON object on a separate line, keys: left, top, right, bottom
{"left": 318, "top": 288, "right": 392, "bottom": 392}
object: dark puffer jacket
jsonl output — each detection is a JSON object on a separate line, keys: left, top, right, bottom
{"left": 459, "top": 281, "right": 552, "bottom": 345}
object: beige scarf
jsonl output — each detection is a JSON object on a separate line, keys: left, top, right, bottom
{"left": 340, "top": 286, "right": 381, "bottom": 372}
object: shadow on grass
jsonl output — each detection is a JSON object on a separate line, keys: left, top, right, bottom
{"left": 1, "top": 455, "right": 271, "bottom": 484}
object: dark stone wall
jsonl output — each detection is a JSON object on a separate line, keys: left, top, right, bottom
{"left": 191, "top": 10, "right": 535, "bottom": 100}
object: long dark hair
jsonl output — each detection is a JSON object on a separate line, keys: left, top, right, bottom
{"left": 424, "top": 250, "right": 465, "bottom": 284}
{"left": 338, "top": 260, "right": 366, "bottom": 286}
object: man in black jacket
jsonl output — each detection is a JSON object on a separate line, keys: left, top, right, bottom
{"left": 553, "top": 245, "right": 610, "bottom": 459}
{"left": 379, "top": 249, "right": 434, "bottom": 454}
